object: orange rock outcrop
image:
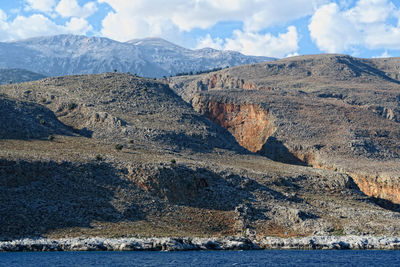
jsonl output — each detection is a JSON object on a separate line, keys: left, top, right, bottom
{"left": 194, "top": 100, "right": 275, "bottom": 152}
{"left": 351, "top": 173, "right": 400, "bottom": 204}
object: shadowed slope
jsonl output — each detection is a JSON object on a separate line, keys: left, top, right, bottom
{"left": 0, "top": 96, "right": 73, "bottom": 140}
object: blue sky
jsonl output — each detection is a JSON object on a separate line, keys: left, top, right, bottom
{"left": 1, "top": 0, "right": 400, "bottom": 58}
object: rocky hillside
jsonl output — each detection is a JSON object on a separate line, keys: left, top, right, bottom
{"left": 0, "top": 35, "right": 273, "bottom": 78}
{"left": 1, "top": 72, "right": 400, "bottom": 240}
{"left": 170, "top": 54, "right": 400, "bottom": 205}
{"left": 0, "top": 73, "right": 242, "bottom": 153}
{"left": 0, "top": 68, "right": 46, "bottom": 84}
{"left": 0, "top": 95, "right": 72, "bottom": 139}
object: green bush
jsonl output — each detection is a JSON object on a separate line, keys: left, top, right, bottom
{"left": 68, "top": 103, "right": 78, "bottom": 110}
{"left": 115, "top": 144, "right": 123, "bottom": 150}
{"left": 170, "top": 159, "right": 176, "bottom": 164}
{"left": 95, "top": 154, "right": 103, "bottom": 161}
{"left": 39, "top": 119, "right": 45, "bottom": 125}
{"left": 47, "top": 135, "right": 54, "bottom": 141}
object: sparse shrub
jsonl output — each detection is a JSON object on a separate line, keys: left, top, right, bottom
{"left": 143, "top": 87, "right": 148, "bottom": 92}
{"left": 39, "top": 119, "right": 45, "bottom": 125}
{"left": 114, "top": 69, "right": 118, "bottom": 73}
{"left": 47, "top": 135, "right": 54, "bottom": 141}
{"left": 68, "top": 103, "right": 77, "bottom": 110}
{"left": 242, "top": 229, "right": 247, "bottom": 238}
{"left": 41, "top": 98, "right": 46, "bottom": 103}
{"left": 332, "top": 228, "right": 345, "bottom": 236}
{"left": 129, "top": 140, "right": 134, "bottom": 144}
{"left": 9, "top": 80, "right": 12, "bottom": 84}
{"left": 170, "top": 159, "right": 176, "bottom": 164}
{"left": 115, "top": 144, "right": 123, "bottom": 150}
{"left": 95, "top": 154, "right": 103, "bottom": 161}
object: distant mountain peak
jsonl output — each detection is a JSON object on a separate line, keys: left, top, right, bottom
{"left": 126, "top": 37, "right": 185, "bottom": 50}
{"left": 0, "top": 34, "right": 274, "bottom": 77}
{"left": 128, "top": 37, "right": 171, "bottom": 43}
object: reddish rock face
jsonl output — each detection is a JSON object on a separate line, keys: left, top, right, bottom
{"left": 351, "top": 173, "right": 400, "bottom": 204}
{"left": 194, "top": 100, "right": 275, "bottom": 153}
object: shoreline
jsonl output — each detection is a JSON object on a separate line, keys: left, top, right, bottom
{"left": 1, "top": 236, "right": 400, "bottom": 252}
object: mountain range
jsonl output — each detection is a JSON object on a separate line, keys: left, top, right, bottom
{"left": 0, "top": 68, "right": 46, "bottom": 84}
{"left": 0, "top": 35, "right": 273, "bottom": 78}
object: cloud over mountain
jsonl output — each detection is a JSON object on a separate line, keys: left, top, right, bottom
{"left": 98, "top": 0, "right": 325, "bottom": 57}
{"left": 309, "top": 0, "right": 400, "bottom": 53}
{"left": 0, "top": 1, "right": 400, "bottom": 57}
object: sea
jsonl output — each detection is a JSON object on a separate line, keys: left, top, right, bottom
{"left": 0, "top": 250, "right": 399, "bottom": 266}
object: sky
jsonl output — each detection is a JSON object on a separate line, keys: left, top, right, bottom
{"left": 1, "top": 0, "right": 400, "bottom": 58}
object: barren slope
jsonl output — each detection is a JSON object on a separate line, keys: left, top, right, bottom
{"left": 1, "top": 72, "right": 400, "bottom": 240}
{"left": 1, "top": 73, "right": 242, "bottom": 153}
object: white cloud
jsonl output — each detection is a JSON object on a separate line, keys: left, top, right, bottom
{"left": 56, "top": 0, "right": 97, "bottom": 18}
{"left": 373, "top": 50, "right": 391, "bottom": 58}
{"left": 309, "top": 0, "right": 400, "bottom": 53}
{"left": 0, "top": 9, "right": 8, "bottom": 37}
{"left": 309, "top": 3, "right": 361, "bottom": 53}
{"left": 65, "top": 17, "right": 93, "bottom": 34}
{"left": 196, "top": 34, "right": 224, "bottom": 50}
{"left": 286, "top": 52, "right": 300, "bottom": 58}
{"left": 197, "top": 26, "right": 299, "bottom": 58}
{"left": 98, "top": 0, "right": 328, "bottom": 42}
{"left": 0, "top": 9, "right": 7, "bottom": 21}
{"left": 364, "top": 23, "right": 400, "bottom": 49}
{"left": 24, "top": 0, "right": 56, "bottom": 13}
{"left": 241, "top": 0, "right": 330, "bottom": 32}
{"left": 6, "top": 14, "right": 62, "bottom": 40}
{"left": 348, "top": 0, "right": 394, "bottom": 23}
{"left": 0, "top": 14, "right": 93, "bottom": 41}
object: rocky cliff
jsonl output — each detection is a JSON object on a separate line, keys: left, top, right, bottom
{"left": 192, "top": 97, "right": 275, "bottom": 153}
{"left": 170, "top": 54, "right": 400, "bottom": 206}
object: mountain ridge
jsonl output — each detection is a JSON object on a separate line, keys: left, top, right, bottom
{"left": 0, "top": 68, "right": 46, "bottom": 84}
{"left": 0, "top": 34, "right": 274, "bottom": 78}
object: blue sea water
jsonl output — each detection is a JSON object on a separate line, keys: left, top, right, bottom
{"left": 0, "top": 250, "right": 399, "bottom": 267}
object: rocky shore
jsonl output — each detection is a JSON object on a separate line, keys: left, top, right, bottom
{"left": 1, "top": 236, "right": 400, "bottom": 252}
